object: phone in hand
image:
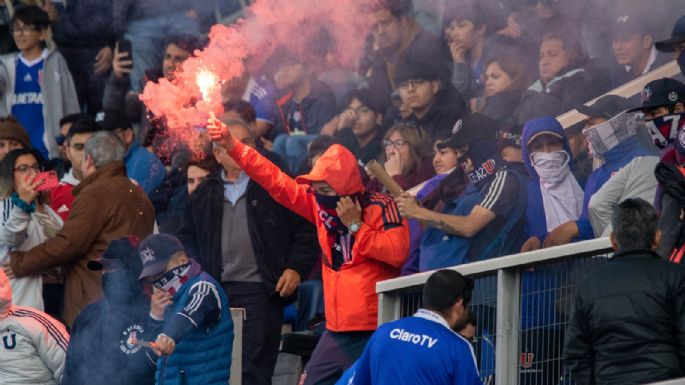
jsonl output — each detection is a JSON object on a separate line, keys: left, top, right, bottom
{"left": 34, "top": 170, "right": 59, "bottom": 192}
{"left": 116, "top": 38, "right": 134, "bottom": 67}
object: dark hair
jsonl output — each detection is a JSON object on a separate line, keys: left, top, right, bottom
{"left": 222, "top": 100, "right": 257, "bottom": 124}
{"left": 67, "top": 117, "right": 100, "bottom": 140}
{"left": 0, "top": 148, "right": 47, "bottom": 205}
{"left": 422, "top": 270, "right": 474, "bottom": 313}
{"left": 187, "top": 156, "right": 220, "bottom": 176}
{"left": 341, "top": 88, "right": 385, "bottom": 115}
{"left": 462, "top": 308, "right": 477, "bottom": 327}
{"left": 373, "top": 0, "right": 413, "bottom": 18}
{"left": 485, "top": 53, "right": 528, "bottom": 92}
{"left": 611, "top": 198, "right": 658, "bottom": 250}
{"left": 12, "top": 5, "right": 49, "bottom": 30}
{"left": 443, "top": 0, "right": 506, "bottom": 36}
{"left": 59, "top": 113, "right": 91, "bottom": 128}
{"left": 307, "top": 135, "right": 340, "bottom": 163}
{"left": 541, "top": 24, "right": 584, "bottom": 62}
{"left": 164, "top": 34, "right": 203, "bottom": 55}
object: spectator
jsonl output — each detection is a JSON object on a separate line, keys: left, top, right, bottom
{"left": 8, "top": 131, "right": 155, "bottom": 326}
{"left": 367, "top": 122, "right": 435, "bottom": 193}
{"left": 271, "top": 51, "right": 337, "bottom": 173}
{"left": 322, "top": 88, "right": 385, "bottom": 165}
{"left": 543, "top": 97, "right": 657, "bottom": 248}
{"left": 207, "top": 118, "right": 409, "bottom": 385}
{"left": 186, "top": 158, "right": 214, "bottom": 195}
{"left": 564, "top": 122, "right": 593, "bottom": 188}
{"left": 344, "top": 269, "right": 480, "bottom": 385}
{"left": 519, "top": 117, "right": 584, "bottom": 252}
{"left": 55, "top": 113, "right": 90, "bottom": 162}
{"left": 655, "top": 14, "right": 685, "bottom": 75}
{"left": 583, "top": 114, "right": 659, "bottom": 238}
{"left": 221, "top": 68, "right": 277, "bottom": 140}
{"left": 394, "top": 57, "right": 467, "bottom": 141}
{"left": 0, "top": 269, "right": 69, "bottom": 385}
{"left": 515, "top": 25, "right": 609, "bottom": 124}
{"left": 104, "top": 34, "right": 203, "bottom": 166}
{"left": 62, "top": 236, "right": 157, "bottom": 385}
{"left": 0, "top": 148, "right": 62, "bottom": 310}
{"left": 50, "top": 117, "right": 100, "bottom": 221}
{"left": 0, "top": 116, "right": 30, "bottom": 161}
{"left": 0, "top": 5, "right": 80, "bottom": 160}
{"left": 609, "top": 9, "right": 671, "bottom": 88}
{"left": 366, "top": 0, "right": 452, "bottom": 109}
{"left": 178, "top": 119, "right": 319, "bottom": 385}
{"left": 0, "top": 1, "right": 18, "bottom": 54}
{"left": 656, "top": 130, "right": 685, "bottom": 261}
{"left": 397, "top": 114, "right": 528, "bottom": 263}
{"left": 480, "top": 53, "right": 528, "bottom": 124}
{"left": 497, "top": 123, "right": 524, "bottom": 164}
{"left": 52, "top": 0, "right": 117, "bottom": 114}
{"left": 114, "top": 1, "right": 208, "bottom": 93}
{"left": 97, "top": 108, "right": 166, "bottom": 196}
{"left": 564, "top": 198, "right": 685, "bottom": 384}
{"left": 137, "top": 234, "right": 233, "bottom": 385}
{"left": 442, "top": 0, "right": 514, "bottom": 100}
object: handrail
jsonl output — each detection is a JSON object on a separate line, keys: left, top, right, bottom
{"left": 557, "top": 61, "right": 680, "bottom": 129}
{"left": 376, "top": 237, "right": 613, "bottom": 294}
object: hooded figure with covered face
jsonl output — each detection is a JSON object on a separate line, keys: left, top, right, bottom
{"left": 62, "top": 236, "right": 157, "bottom": 385}
{"left": 0, "top": 268, "right": 69, "bottom": 385}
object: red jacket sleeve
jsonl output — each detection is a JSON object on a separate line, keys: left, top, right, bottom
{"left": 353, "top": 199, "right": 409, "bottom": 269}
{"left": 228, "top": 141, "right": 317, "bottom": 224}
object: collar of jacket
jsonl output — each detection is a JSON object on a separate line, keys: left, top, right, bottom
{"left": 610, "top": 248, "right": 661, "bottom": 260}
{"left": 72, "top": 161, "right": 127, "bottom": 196}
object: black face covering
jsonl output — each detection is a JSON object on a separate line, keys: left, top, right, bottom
{"left": 102, "top": 270, "right": 140, "bottom": 304}
{"left": 315, "top": 193, "right": 341, "bottom": 209}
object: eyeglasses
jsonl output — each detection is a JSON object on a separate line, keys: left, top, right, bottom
{"left": 398, "top": 78, "right": 427, "bottom": 91}
{"left": 14, "top": 164, "right": 41, "bottom": 174}
{"left": 11, "top": 26, "right": 40, "bottom": 36}
{"left": 383, "top": 139, "right": 407, "bottom": 149}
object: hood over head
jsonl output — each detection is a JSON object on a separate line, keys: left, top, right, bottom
{"left": 522, "top": 117, "right": 573, "bottom": 179}
{"left": 296, "top": 144, "right": 365, "bottom": 196}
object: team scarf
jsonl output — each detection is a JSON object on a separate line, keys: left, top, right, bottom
{"left": 151, "top": 263, "right": 191, "bottom": 296}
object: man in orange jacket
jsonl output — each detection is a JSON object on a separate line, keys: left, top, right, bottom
{"left": 208, "top": 118, "right": 409, "bottom": 385}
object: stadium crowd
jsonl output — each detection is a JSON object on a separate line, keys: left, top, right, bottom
{"left": 1, "top": 0, "right": 685, "bottom": 384}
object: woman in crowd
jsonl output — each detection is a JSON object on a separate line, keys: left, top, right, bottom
{"left": 480, "top": 53, "right": 529, "bottom": 123}
{"left": 0, "top": 148, "right": 62, "bottom": 310}
{"left": 367, "top": 122, "right": 434, "bottom": 193}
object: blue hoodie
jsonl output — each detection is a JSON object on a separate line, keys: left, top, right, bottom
{"left": 521, "top": 117, "right": 578, "bottom": 241}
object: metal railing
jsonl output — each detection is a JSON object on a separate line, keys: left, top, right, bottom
{"left": 377, "top": 238, "right": 614, "bottom": 385}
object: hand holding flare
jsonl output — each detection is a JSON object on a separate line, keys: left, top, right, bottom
{"left": 207, "top": 115, "right": 236, "bottom": 151}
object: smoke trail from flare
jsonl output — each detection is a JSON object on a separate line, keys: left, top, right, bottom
{"left": 140, "top": 0, "right": 377, "bottom": 155}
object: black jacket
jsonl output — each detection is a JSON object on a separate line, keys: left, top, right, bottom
{"left": 564, "top": 248, "right": 685, "bottom": 384}
{"left": 408, "top": 83, "right": 468, "bottom": 141}
{"left": 177, "top": 151, "right": 319, "bottom": 298}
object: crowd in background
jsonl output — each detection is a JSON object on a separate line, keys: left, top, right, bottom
{"left": 1, "top": 0, "right": 685, "bottom": 384}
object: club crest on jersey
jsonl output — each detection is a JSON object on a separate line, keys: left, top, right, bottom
{"left": 120, "top": 324, "right": 145, "bottom": 354}
{"left": 2, "top": 333, "right": 16, "bottom": 350}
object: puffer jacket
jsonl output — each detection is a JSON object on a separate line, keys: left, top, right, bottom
{"left": 0, "top": 305, "right": 70, "bottom": 385}
{"left": 227, "top": 142, "right": 409, "bottom": 332}
{"left": 564, "top": 248, "right": 685, "bottom": 384}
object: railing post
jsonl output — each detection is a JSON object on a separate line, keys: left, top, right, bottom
{"left": 496, "top": 268, "right": 521, "bottom": 385}
{"left": 377, "top": 292, "right": 401, "bottom": 326}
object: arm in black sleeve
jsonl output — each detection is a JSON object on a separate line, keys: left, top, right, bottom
{"left": 161, "top": 280, "right": 221, "bottom": 342}
{"left": 284, "top": 211, "right": 320, "bottom": 280}
{"left": 176, "top": 198, "right": 200, "bottom": 259}
{"left": 563, "top": 289, "right": 594, "bottom": 384}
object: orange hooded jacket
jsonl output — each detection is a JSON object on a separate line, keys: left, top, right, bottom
{"left": 228, "top": 142, "right": 409, "bottom": 332}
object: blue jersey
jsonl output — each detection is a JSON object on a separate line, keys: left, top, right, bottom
{"left": 12, "top": 53, "right": 47, "bottom": 159}
{"left": 345, "top": 309, "right": 482, "bottom": 385}
{"left": 243, "top": 76, "right": 276, "bottom": 125}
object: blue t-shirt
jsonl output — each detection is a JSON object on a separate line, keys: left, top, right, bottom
{"left": 346, "top": 309, "right": 482, "bottom": 385}
{"left": 243, "top": 76, "right": 276, "bottom": 125}
{"left": 12, "top": 52, "right": 47, "bottom": 159}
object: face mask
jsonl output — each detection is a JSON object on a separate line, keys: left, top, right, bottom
{"left": 582, "top": 112, "right": 638, "bottom": 157}
{"left": 152, "top": 263, "right": 191, "bottom": 296}
{"left": 645, "top": 112, "right": 685, "bottom": 149}
{"left": 102, "top": 270, "right": 140, "bottom": 304}
{"left": 678, "top": 49, "right": 685, "bottom": 77}
{"left": 531, "top": 150, "right": 570, "bottom": 186}
{"left": 315, "top": 193, "right": 341, "bottom": 210}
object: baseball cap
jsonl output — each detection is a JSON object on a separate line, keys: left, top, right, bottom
{"left": 576, "top": 95, "right": 631, "bottom": 119}
{"left": 497, "top": 124, "right": 523, "bottom": 151}
{"left": 627, "top": 78, "right": 685, "bottom": 113}
{"left": 524, "top": 117, "right": 565, "bottom": 147}
{"left": 137, "top": 234, "right": 185, "bottom": 279}
{"left": 0, "top": 117, "right": 30, "bottom": 149}
{"left": 655, "top": 15, "right": 685, "bottom": 52}
{"left": 88, "top": 236, "right": 141, "bottom": 272}
{"left": 95, "top": 109, "right": 132, "bottom": 132}
{"left": 610, "top": 10, "right": 652, "bottom": 39}
{"left": 437, "top": 114, "right": 499, "bottom": 150}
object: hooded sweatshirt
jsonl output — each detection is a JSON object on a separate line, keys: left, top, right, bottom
{"left": 227, "top": 143, "right": 409, "bottom": 332}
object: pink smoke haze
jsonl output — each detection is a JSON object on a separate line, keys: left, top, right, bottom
{"left": 140, "top": 0, "right": 378, "bottom": 156}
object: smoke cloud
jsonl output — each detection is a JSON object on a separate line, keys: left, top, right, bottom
{"left": 140, "top": 0, "right": 377, "bottom": 151}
